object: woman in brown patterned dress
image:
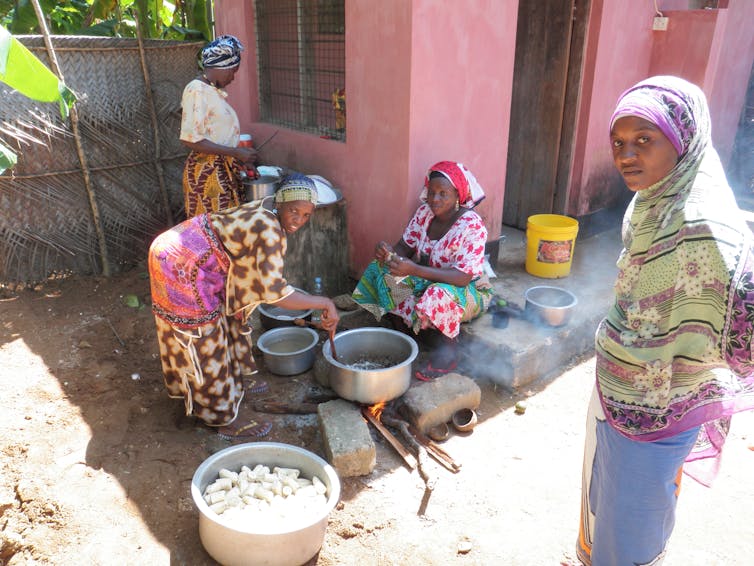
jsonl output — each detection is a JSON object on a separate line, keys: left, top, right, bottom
{"left": 148, "top": 174, "right": 338, "bottom": 437}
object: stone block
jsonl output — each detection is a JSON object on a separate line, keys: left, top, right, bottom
{"left": 318, "top": 398, "right": 375, "bottom": 477}
{"left": 398, "top": 372, "right": 481, "bottom": 433}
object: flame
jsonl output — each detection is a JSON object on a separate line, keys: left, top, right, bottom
{"left": 367, "top": 401, "right": 386, "bottom": 421}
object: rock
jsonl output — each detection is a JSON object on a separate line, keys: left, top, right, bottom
{"left": 333, "top": 294, "right": 358, "bottom": 311}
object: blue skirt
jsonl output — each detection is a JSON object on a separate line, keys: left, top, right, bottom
{"left": 578, "top": 386, "right": 699, "bottom": 565}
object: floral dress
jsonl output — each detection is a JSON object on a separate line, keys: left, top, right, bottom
{"left": 353, "top": 203, "right": 492, "bottom": 338}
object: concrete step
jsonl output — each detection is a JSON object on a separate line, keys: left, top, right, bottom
{"left": 458, "top": 224, "right": 623, "bottom": 390}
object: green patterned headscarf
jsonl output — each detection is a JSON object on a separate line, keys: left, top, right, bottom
{"left": 274, "top": 173, "right": 318, "bottom": 205}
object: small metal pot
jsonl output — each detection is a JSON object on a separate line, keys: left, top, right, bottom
{"left": 323, "top": 328, "right": 418, "bottom": 404}
{"left": 524, "top": 285, "right": 578, "bottom": 327}
{"left": 243, "top": 175, "right": 280, "bottom": 201}
{"left": 257, "top": 327, "right": 319, "bottom": 376}
{"left": 258, "top": 302, "right": 313, "bottom": 330}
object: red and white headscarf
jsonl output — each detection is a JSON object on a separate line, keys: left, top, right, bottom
{"left": 420, "top": 161, "right": 485, "bottom": 207}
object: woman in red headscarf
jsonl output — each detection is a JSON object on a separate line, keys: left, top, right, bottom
{"left": 352, "top": 161, "right": 493, "bottom": 380}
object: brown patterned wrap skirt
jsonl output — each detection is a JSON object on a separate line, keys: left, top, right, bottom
{"left": 154, "top": 314, "right": 256, "bottom": 426}
{"left": 182, "top": 151, "right": 243, "bottom": 217}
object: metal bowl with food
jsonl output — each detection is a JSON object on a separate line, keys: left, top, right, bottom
{"left": 524, "top": 285, "right": 578, "bottom": 327}
{"left": 191, "top": 442, "right": 341, "bottom": 566}
{"left": 323, "top": 327, "right": 418, "bottom": 404}
{"left": 257, "top": 326, "right": 319, "bottom": 376}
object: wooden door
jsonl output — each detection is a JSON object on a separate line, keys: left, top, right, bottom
{"left": 503, "top": 0, "right": 589, "bottom": 229}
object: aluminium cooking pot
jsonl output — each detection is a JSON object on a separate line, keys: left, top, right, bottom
{"left": 257, "top": 326, "right": 319, "bottom": 376}
{"left": 323, "top": 328, "right": 418, "bottom": 404}
{"left": 524, "top": 285, "right": 577, "bottom": 327}
{"left": 191, "top": 442, "right": 340, "bottom": 566}
{"left": 243, "top": 175, "right": 280, "bottom": 202}
{"left": 258, "top": 302, "right": 313, "bottom": 330}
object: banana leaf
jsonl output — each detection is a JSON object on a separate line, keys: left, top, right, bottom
{"left": 0, "top": 25, "right": 77, "bottom": 173}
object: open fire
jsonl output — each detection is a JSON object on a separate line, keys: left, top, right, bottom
{"left": 366, "top": 400, "right": 386, "bottom": 421}
{"left": 361, "top": 403, "right": 417, "bottom": 470}
{"left": 362, "top": 401, "right": 462, "bottom": 475}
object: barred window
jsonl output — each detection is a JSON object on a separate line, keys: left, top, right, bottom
{"left": 255, "top": 0, "right": 346, "bottom": 141}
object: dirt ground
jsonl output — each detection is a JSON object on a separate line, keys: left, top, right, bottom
{"left": 1, "top": 266, "right": 753, "bottom": 566}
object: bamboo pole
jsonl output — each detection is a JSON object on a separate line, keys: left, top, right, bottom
{"left": 30, "top": 0, "right": 112, "bottom": 276}
{"left": 134, "top": 10, "right": 174, "bottom": 226}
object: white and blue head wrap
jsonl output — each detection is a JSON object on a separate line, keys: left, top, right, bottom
{"left": 201, "top": 35, "right": 244, "bottom": 69}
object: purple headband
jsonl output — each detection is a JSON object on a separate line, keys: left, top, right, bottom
{"left": 609, "top": 83, "right": 693, "bottom": 157}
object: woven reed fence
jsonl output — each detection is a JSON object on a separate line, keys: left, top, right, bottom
{"left": 0, "top": 36, "right": 203, "bottom": 286}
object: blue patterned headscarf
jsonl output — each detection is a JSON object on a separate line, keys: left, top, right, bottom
{"left": 274, "top": 173, "right": 318, "bottom": 205}
{"left": 201, "top": 35, "right": 244, "bottom": 69}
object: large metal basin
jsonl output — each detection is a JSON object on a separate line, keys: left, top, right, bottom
{"left": 191, "top": 442, "right": 340, "bottom": 566}
{"left": 323, "top": 328, "right": 418, "bottom": 404}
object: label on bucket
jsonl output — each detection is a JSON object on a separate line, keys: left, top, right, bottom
{"left": 537, "top": 239, "right": 573, "bottom": 264}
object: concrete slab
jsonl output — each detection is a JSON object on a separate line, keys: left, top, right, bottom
{"left": 459, "top": 223, "right": 623, "bottom": 389}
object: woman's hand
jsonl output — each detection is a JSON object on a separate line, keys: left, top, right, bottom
{"left": 234, "top": 146, "right": 258, "bottom": 165}
{"left": 375, "top": 241, "right": 394, "bottom": 264}
{"left": 320, "top": 300, "right": 340, "bottom": 332}
{"left": 387, "top": 254, "right": 413, "bottom": 277}
{"left": 181, "top": 139, "right": 258, "bottom": 165}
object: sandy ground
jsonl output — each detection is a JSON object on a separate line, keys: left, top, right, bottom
{"left": 1, "top": 267, "right": 753, "bottom": 565}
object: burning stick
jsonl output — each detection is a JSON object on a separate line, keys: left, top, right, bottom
{"left": 361, "top": 407, "right": 417, "bottom": 470}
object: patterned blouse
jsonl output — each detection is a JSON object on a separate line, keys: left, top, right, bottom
{"left": 179, "top": 79, "right": 240, "bottom": 147}
{"left": 149, "top": 201, "right": 294, "bottom": 328}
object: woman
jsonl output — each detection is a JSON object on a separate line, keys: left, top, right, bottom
{"left": 148, "top": 174, "right": 339, "bottom": 438}
{"left": 352, "top": 161, "right": 492, "bottom": 380}
{"left": 577, "top": 76, "right": 754, "bottom": 565}
{"left": 180, "top": 35, "right": 257, "bottom": 217}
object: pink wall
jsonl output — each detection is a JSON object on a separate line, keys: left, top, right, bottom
{"left": 214, "top": 0, "right": 750, "bottom": 268}
{"left": 405, "top": 0, "right": 516, "bottom": 251}
{"left": 568, "top": 0, "right": 655, "bottom": 215}
{"left": 649, "top": 6, "right": 754, "bottom": 164}
{"left": 569, "top": 0, "right": 754, "bottom": 216}
{"left": 649, "top": 11, "right": 717, "bottom": 86}
{"left": 213, "top": 0, "right": 517, "bottom": 276}
{"left": 703, "top": 2, "right": 754, "bottom": 164}
{"left": 214, "top": 0, "right": 412, "bottom": 276}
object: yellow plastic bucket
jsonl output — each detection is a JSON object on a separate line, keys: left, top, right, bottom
{"left": 525, "top": 214, "right": 579, "bottom": 278}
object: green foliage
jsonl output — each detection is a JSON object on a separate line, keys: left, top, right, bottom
{"left": 0, "top": 139, "right": 18, "bottom": 174}
{"left": 0, "top": 0, "right": 213, "bottom": 40}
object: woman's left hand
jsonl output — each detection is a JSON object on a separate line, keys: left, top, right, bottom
{"left": 388, "top": 254, "right": 413, "bottom": 277}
